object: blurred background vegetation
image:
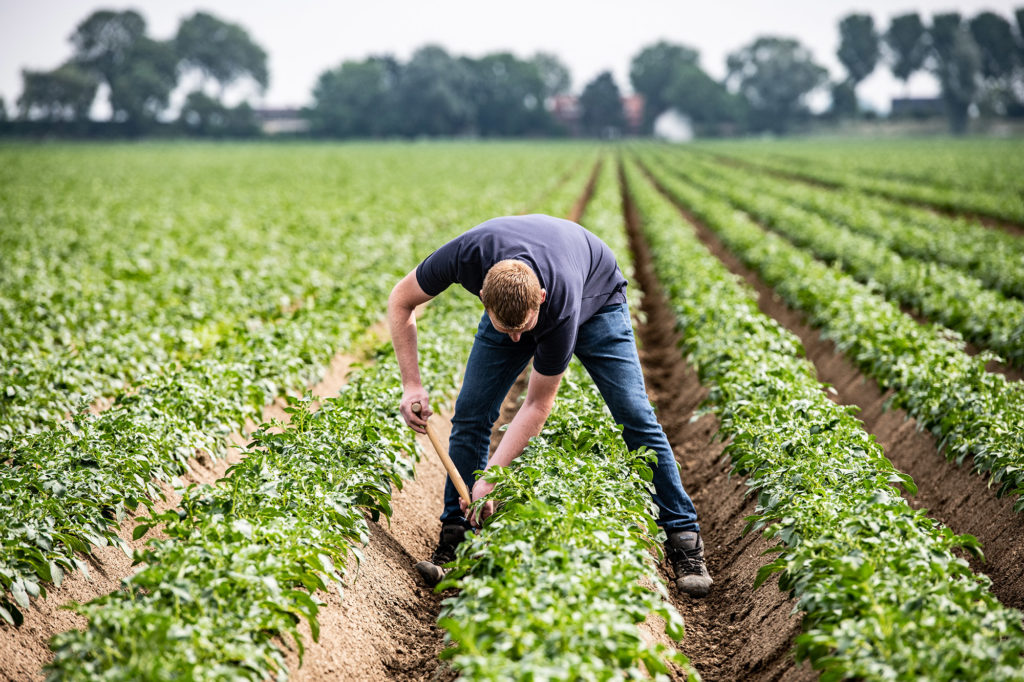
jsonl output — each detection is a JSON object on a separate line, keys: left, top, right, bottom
{"left": 3, "top": 6, "right": 1023, "bottom": 139}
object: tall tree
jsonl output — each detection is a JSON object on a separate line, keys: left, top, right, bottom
{"left": 307, "top": 56, "right": 401, "bottom": 137}
{"left": 175, "top": 11, "right": 268, "bottom": 97}
{"left": 969, "top": 11, "right": 1020, "bottom": 115}
{"left": 930, "top": 13, "right": 981, "bottom": 133}
{"left": 397, "top": 45, "right": 474, "bottom": 136}
{"left": 837, "top": 13, "right": 880, "bottom": 94}
{"left": 464, "top": 53, "right": 548, "bottom": 136}
{"left": 726, "top": 36, "right": 828, "bottom": 133}
{"left": 578, "top": 71, "right": 624, "bottom": 137}
{"left": 68, "top": 9, "right": 178, "bottom": 128}
{"left": 17, "top": 63, "right": 98, "bottom": 121}
{"left": 663, "top": 61, "right": 745, "bottom": 133}
{"left": 629, "top": 41, "right": 699, "bottom": 132}
{"left": 884, "top": 13, "right": 929, "bottom": 94}
{"left": 970, "top": 11, "right": 1018, "bottom": 79}
{"left": 69, "top": 9, "right": 147, "bottom": 86}
{"left": 107, "top": 38, "right": 179, "bottom": 129}
{"left": 179, "top": 90, "right": 259, "bottom": 137}
{"left": 531, "top": 52, "right": 571, "bottom": 99}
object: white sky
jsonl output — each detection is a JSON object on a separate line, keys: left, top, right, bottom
{"left": 2, "top": 0, "right": 1020, "bottom": 117}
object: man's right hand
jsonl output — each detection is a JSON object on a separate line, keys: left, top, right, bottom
{"left": 401, "top": 387, "right": 432, "bottom": 434}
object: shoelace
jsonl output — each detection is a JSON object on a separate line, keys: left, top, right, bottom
{"left": 668, "top": 545, "right": 704, "bottom": 575}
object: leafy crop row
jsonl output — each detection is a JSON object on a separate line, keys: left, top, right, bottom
{"left": 684, "top": 153, "right": 1024, "bottom": 299}
{"left": 699, "top": 138, "right": 1024, "bottom": 198}
{"left": 659, "top": 150, "right": 1024, "bottom": 368}
{"left": 637, "top": 151, "right": 1024, "bottom": 512}
{"left": 623, "top": 157, "right": 1024, "bottom": 680}
{"left": 704, "top": 144, "right": 1024, "bottom": 224}
{"left": 46, "top": 294, "right": 479, "bottom": 681}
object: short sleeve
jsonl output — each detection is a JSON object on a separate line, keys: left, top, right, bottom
{"left": 415, "top": 237, "right": 462, "bottom": 296}
{"left": 532, "top": 312, "right": 578, "bottom": 376}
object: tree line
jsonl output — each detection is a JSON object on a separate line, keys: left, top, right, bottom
{"left": 4, "top": 7, "right": 1023, "bottom": 138}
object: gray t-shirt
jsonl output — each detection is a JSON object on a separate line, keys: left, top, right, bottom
{"left": 415, "top": 214, "right": 627, "bottom": 375}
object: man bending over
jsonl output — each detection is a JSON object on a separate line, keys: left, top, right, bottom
{"left": 387, "top": 213, "right": 712, "bottom": 597}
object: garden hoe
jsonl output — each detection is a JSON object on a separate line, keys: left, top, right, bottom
{"left": 412, "top": 403, "right": 471, "bottom": 586}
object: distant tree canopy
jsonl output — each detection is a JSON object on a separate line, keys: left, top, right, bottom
{"left": 18, "top": 63, "right": 98, "bottom": 121}
{"left": 15, "top": 7, "right": 268, "bottom": 134}
{"left": 726, "top": 36, "right": 828, "bottom": 133}
{"left": 628, "top": 41, "right": 741, "bottom": 135}
{"left": 578, "top": 71, "right": 625, "bottom": 137}
{"left": 176, "top": 11, "right": 268, "bottom": 96}
{"left": 884, "top": 12, "right": 929, "bottom": 90}
{"left": 930, "top": 12, "right": 982, "bottom": 133}
{"left": 307, "top": 47, "right": 570, "bottom": 138}
{"left": 837, "top": 14, "right": 880, "bottom": 90}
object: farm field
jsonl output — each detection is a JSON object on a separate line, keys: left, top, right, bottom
{"left": 1, "top": 139, "right": 1023, "bottom": 681}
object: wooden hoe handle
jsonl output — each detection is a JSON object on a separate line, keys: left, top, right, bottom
{"left": 412, "top": 403, "right": 472, "bottom": 507}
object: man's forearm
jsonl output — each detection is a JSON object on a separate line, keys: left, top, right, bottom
{"left": 388, "top": 303, "right": 422, "bottom": 389}
{"left": 487, "top": 400, "right": 551, "bottom": 470}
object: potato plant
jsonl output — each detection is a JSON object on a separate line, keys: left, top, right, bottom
{"left": 624, "top": 158, "right": 1024, "bottom": 680}
{"left": 663, "top": 151, "right": 1024, "bottom": 368}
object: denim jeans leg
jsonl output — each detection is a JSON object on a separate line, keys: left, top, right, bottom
{"left": 441, "top": 312, "right": 534, "bottom": 526}
{"left": 574, "top": 302, "right": 700, "bottom": 533}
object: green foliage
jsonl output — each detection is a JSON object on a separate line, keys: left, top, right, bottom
{"left": 17, "top": 63, "right": 98, "bottom": 122}
{"left": 705, "top": 137, "right": 1024, "bottom": 224}
{"left": 884, "top": 13, "right": 929, "bottom": 84}
{"left": 837, "top": 13, "right": 880, "bottom": 86}
{"left": 640, "top": 147, "right": 1024, "bottom": 506}
{"left": 175, "top": 11, "right": 268, "bottom": 93}
{"left": 0, "top": 143, "right": 593, "bottom": 629}
{"left": 725, "top": 36, "right": 828, "bottom": 134}
{"left": 46, "top": 294, "right": 478, "bottom": 680}
{"left": 624, "top": 156, "right": 1024, "bottom": 680}
{"left": 669, "top": 151, "right": 1024, "bottom": 367}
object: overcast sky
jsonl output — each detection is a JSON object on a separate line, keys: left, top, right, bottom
{"left": 2, "top": 0, "right": 1020, "bottom": 116}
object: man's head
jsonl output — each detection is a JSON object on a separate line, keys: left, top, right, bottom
{"left": 481, "top": 259, "right": 546, "bottom": 339}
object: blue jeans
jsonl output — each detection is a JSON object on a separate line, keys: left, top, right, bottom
{"left": 441, "top": 302, "right": 700, "bottom": 533}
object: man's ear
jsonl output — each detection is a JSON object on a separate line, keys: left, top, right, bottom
{"left": 540, "top": 289, "right": 547, "bottom": 303}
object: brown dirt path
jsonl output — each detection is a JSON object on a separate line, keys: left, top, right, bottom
{"left": 282, "top": 417, "right": 456, "bottom": 682}
{"left": 620, "top": 169, "right": 817, "bottom": 682}
{"left": 640, "top": 164, "right": 1024, "bottom": 614}
{"left": 0, "top": 351, "right": 358, "bottom": 682}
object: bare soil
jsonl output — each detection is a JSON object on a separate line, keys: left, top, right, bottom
{"left": 641, "top": 165, "right": 1024, "bottom": 615}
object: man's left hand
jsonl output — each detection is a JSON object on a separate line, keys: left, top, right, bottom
{"left": 461, "top": 477, "right": 496, "bottom": 528}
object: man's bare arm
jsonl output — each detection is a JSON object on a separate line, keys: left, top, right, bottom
{"left": 463, "top": 369, "right": 563, "bottom": 525}
{"left": 387, "top": 270, "right": 435, "bottom": 433}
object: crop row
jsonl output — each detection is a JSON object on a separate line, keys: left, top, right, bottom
{"left": 637, "top": 150, "right": 1024, "bottom": 512}
{"left": 623, "top": 157, "right": 1024, "bottom": 679}
{"left": 437, "top": 159, "right": 693, "bottom": 681}
{"left": 46, "top": 292, "right": 480, "bottom": 681}
{"left": 0, "top": 145, "right": 593, "bottom": 627}
{"left": 684, "top": 152, "right": 1024, "bottom": 300}
{"left": 703, "top": 144, "right": 1024, "bottom": 224}
{"left": 700, "top": 139, "right": 1024, "bottom": 197}
{"left": 659, "top": 149, "right": 1024, "bottom": 368}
